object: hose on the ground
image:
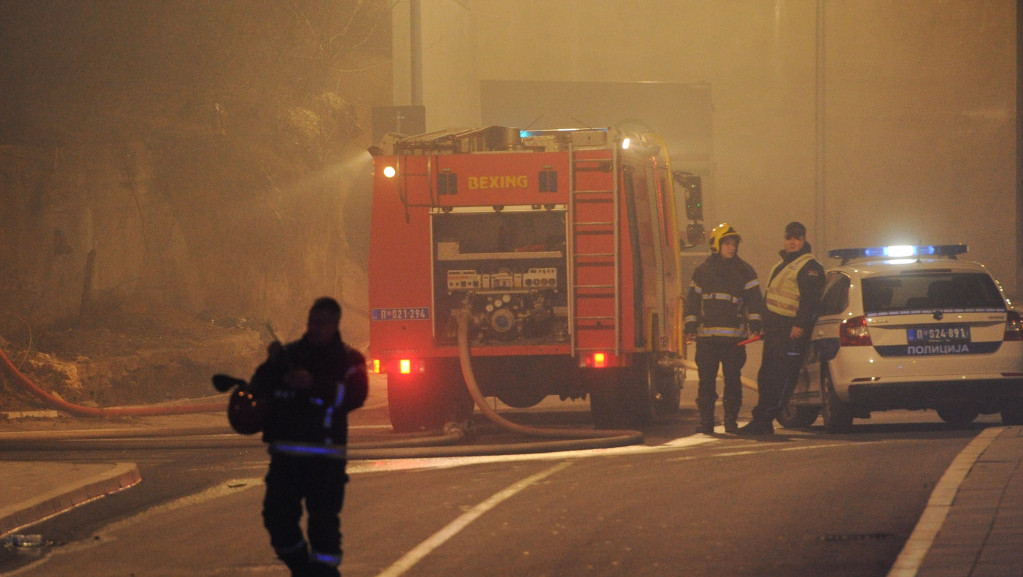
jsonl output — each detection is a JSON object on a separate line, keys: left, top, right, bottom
{"left": 453, "top": 310, "right": 643, "bottom": 443}
{"left": 0, "top": 344, "right": 226, "bottom": 417}
{"left": 345, "top": 310, "right": 646, "bottom": 459}
{"left": 1, "top": 311, "right": 647, "bottom": 458}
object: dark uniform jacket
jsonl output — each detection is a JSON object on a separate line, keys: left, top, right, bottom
{"left": 250, "top": 332, "right": 368, "bottom": 454}
{"left": 684, "top": 253, "right": 765, "bottom": 340}
{"left": 763, "top": 242, "right": 826, "bottom": 334}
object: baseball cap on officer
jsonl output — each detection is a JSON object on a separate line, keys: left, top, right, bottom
{"left": 784, "top": 221, "right": 807, "bottom": 239}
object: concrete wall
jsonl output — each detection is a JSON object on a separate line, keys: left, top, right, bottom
{"left": 392, "top": 0, "right": 1017, "bottom": 298}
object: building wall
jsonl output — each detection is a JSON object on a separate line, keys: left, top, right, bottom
{"left": 394, "top": 0, "right": 1017, "bottom": 297}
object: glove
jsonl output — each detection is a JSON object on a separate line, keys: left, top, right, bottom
{"left": 748, "top": 320, "right": 763, "bottom": 335}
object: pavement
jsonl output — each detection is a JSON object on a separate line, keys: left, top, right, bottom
{"left": 0, "top": 405, "right": 1020, "bottom": 577}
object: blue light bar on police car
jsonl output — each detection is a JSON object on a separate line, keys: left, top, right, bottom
{"left": 829, "top": 244, "right": 968, "bottom": 262}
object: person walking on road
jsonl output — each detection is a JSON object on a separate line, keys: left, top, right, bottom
{"left": 684, "top": 223, "right": 764, "bottom": 434}
{"left": 737, "top": 221, "right": 825, "bottom": 436}
{"left": 249, "top": 297, "right": 369, "bottom": 577}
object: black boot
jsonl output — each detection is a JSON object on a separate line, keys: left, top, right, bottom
{"left": 279, "top": 548, "right": 310, "bottom": 577}
{"left": 723, "top": 400, "right": 740, "bottom": 433}
{"left": 695, "top": 398, "right": 716, "bottom": 434}
{"left": 307, "top": 561, "right": 341, "bottom": 577}
{"left": 736, "top": 418, "right": 774, "bottom": 436}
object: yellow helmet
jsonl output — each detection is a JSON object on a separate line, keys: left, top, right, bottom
{"left": 709, "top": 222, "right": 741, "bottom": 253}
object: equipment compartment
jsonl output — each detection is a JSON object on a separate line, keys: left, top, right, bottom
{"left": 432, "top": 207, "right": 569, "bottom": 345}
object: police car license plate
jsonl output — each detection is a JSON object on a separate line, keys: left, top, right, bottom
{"left": 907, "top": 325, "right": 971, "bottom": 344}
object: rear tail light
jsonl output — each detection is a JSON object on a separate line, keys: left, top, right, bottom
{"left": 372, "top": 358, "right": 426, "bottom": 375}
{"left": 1005, "top": 310, "right": 1023, "bottom": 341}
{"left": 583, "top": 352, "right": 612, "bottom": 368}
{"left": 839, "top": 315, "right": 872, "bottom": 346}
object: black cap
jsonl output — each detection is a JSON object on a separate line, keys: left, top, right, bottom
{"left": 785, "top": 221, "right": 807, "bottom": 238}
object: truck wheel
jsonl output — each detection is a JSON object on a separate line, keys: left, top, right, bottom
{"left": 589, "top": 369, "right": 627, "bottom": 429}
{"left": 654, "top": 364, "right": 683, "bottom": 416}
{"left": 387, "top": 359, "right": 473, "bottom": 433}
{"left": 387, "top": 377, "right": 430, "bottom": 433}
{"left": 624, "top": 358, "right": 658, "bottom": 427}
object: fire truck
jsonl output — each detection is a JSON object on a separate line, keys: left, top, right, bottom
{"left": 369, "top": 125, "right": 687, "bottom": 432}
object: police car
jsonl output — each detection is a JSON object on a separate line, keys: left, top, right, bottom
{"left": 778, "top": 244, "right": 1023, "bottom": 433}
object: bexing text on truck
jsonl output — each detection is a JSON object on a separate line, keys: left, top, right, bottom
{"left": 368, "top": 125, "right": 691, "bottom": 432}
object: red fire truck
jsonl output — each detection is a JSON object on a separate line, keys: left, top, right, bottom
{"left": 369, "top": 125, "right": 686, "bottom": 432}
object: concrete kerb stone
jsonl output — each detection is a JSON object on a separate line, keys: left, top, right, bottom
{"left": 0, "top": 462, "right": 141, "bottom": 537}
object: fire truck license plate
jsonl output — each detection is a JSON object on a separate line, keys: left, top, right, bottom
{"left": 372, "top": 307, "right": 430, "bottom": 321}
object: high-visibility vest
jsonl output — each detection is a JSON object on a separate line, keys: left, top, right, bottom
{"left": 765, "top": 253, "right": 815, "bottom": 317}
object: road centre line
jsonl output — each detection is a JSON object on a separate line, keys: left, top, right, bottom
{"left": 373, "top": 460, "right": 574, "bottom": 577}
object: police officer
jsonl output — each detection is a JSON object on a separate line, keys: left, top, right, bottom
{"left": 249, "top": 297, "right": 369, "bottom": 577}
{"left": 684, "top": 223, "right": 764, "bottom": 434}
{"left": 737, "top": 221, "right": 825, "bottom": 436}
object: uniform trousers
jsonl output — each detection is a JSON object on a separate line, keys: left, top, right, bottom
{"left": 695, "top": 338, "right": 746, "bottom": 410}
{"left": 751, "top": 330, "right": 810, "bottom": 422}
{"left": 263, "top": 453, "right": 349, "bottom": 576}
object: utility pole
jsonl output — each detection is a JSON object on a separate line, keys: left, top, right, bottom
{"left": 1017, "top": 0, "right": 1022, "bottom": 302}
{"left": 411, "top": 0, "right": 423, "bottom": 106}
{"left": 815, "top": 0, "right": 827, "bottom": 256}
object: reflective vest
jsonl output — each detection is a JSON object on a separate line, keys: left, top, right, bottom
{"left": 765, "top": 253, "right": 815, "bottom": 317}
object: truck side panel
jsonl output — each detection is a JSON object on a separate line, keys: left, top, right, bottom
{"left": 369, "top": 156, "right": 435, "bottom": 359}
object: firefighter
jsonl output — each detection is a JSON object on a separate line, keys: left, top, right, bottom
{"left": 249, "top": 297, "right": 369, "bottom": 577}
{"left": 684, "top": 223, "right": 764, "bottom": 434}
{"left": 737, "top": 221, "right": 825, "bottom": 436}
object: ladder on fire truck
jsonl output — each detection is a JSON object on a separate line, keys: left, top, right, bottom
{"left": 568, "top": 146, "right": 621, "bottom": 358}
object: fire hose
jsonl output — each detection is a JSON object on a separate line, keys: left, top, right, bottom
{"left": 0, "top": 344, "right": 225, "bottom": 417}
{"left": 344, "top": 310, "right": 645, "bottom": 458}
{"left": 451, "top": 309, "right": 643, "bottom": 445}
{"left": 1, "top": 309, "right": 645, "bottom": 456}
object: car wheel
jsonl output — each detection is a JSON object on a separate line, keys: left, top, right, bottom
{"left": 776, "top": 398, "right": 819, "bottom": 429}
{"left": 1001, "top": 399, "right": 1023, "bottom": 425}
{"left": 936, "top": 404, "right": 979, "bottom": 425}
{"left": 820, "top": 364, "right": 853, "bottom": 433}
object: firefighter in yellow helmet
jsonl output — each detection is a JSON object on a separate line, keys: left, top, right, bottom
{"left": 737, "top": 221, "right": 825, "bottom": 436}
{"left": 683, "top": 223, "right": 764, "bottom": 433}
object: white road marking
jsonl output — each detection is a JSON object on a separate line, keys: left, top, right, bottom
{"left": 373, "top": 460, "right": 574, "bottom": 577}
{"left": 346, "top": 434, "right": 718, "bottom": 474}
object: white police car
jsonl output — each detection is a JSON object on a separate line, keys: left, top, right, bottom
{"left": 778, "top": 244, "right": 1023, "bottom": 433}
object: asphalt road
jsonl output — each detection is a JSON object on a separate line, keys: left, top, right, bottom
{"left": 1, "top": 384, "right": 1001, "bottom": 577}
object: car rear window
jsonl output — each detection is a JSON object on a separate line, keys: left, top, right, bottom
{"left": 861, "top": 272, "right": 1005, "bottom": 314}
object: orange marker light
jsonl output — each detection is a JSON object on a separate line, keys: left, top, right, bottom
{"left": 592, "top": 352, "right": 607, "bottom": 368}
{"left": 399, "top": 359, "right": 412, "bottom": 374}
